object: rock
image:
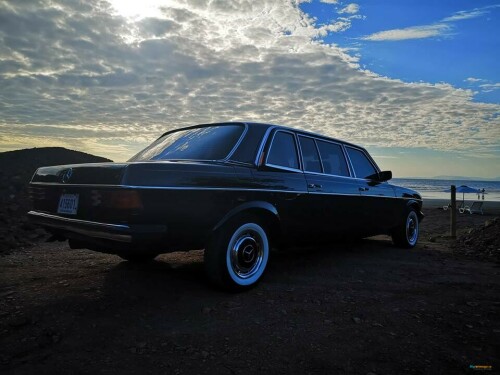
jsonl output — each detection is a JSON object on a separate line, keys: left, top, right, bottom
{"left": 0, "top": 290, "right": 15, "bottom": 298}
{"left": 7, "top": 204, "right": 19, "bottom": 213}
{"left": 35, "top": 228, "right": 46, "bottom": 236}
{"left": 8, "top": 316, "right": 30, "bottom": 327}
{"left": 202, "top": 307, "right": 213, "bottom": 314}
{"left": 352, "top": 317, "right": 361, "bottom": 324}
{"left": 466, "top": 302, "right": 478, "bottom": 307}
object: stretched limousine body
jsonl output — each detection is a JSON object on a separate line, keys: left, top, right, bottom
{"left": 29, "top": 122, "right": 423, "bottom": 290}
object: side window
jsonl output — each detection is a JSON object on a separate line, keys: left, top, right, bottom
{"left": 346, "top": 147, "right": 377, "bottom": 178}
{"left": 266, "top": 131, "right": 299, "bottom": 170}
{"left": 298, "top": 136, "right": 322, "bottom": 173}
{"left": 316, "top": 141, "right": 349, "bottom": 177}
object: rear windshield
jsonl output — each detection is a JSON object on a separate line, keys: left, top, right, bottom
{"left": 129, "top": 125, "right": 245, "bottom": 162}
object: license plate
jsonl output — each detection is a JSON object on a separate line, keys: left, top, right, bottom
{"left": 57, "top": 194, "right": 79, "bottom": 215}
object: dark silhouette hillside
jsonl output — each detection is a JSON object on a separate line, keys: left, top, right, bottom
{"left": 0, "top": 147, "right": 112, "bottom": 253}
{"left": 0, "top": 147, "right": 111, "bottom": 181}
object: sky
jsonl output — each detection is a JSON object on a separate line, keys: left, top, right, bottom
{"left": 0, "top": 0, "right": 499, "bottom": 178}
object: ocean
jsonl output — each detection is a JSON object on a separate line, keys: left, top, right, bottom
{"left": 391, "top": 178, "right": 500, "bottom": 202}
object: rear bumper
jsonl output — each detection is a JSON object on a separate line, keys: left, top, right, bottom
{"left": 27, "top": 211, "right": 167, "bottom": 243}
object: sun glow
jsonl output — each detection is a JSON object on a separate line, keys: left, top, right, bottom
{"left": 107, "top": 0, "right": 168, "bottom": 19}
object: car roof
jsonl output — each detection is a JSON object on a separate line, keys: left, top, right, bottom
{"left": 159, "top": 121, "right": 367, "bottom": 152}
{"left": 241, "top": 122, "right": 366, "bottom": 151}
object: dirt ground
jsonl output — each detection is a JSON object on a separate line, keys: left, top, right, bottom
{"left": 1, "top": 208, "right": 499, "bottom": 374}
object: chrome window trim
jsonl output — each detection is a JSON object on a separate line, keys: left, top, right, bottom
{"left": 222, "top": 123, "right": 249, "bottom": 162}
{"left": 264, "top": 164, "right": 303, "bottom": 173}
{"left": 264, "top": 129, "right": 302, "bottom": 171}
{"left": 299, "top": 170, "right": 361, "bottom": 182}
{"left": 344, "top": 145, "right": 380, "bottom": 180}
{"left": 254, "top": 125, "right": 275, "bottom": 166}
{"left": 343, "top": 144, "right": 356, "bottom": 178}
{"left": 297, "top": 134, "right": 324, "bottom": 174}
{"left": 313, "top": 137, "right": 351, "bottom": 178}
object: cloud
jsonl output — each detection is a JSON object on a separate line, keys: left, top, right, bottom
{"left": 442, "top": 8, "right": 492, "bottom": 22}
{"left": 361, "top": 5, "right": 497, "bottom": 42}
{"left": 464, "top": 77, "right": 500, "bottom": 93}
{"left": 338, "top": 4, "right": 359, "bottom": 15}
{"left": 361, "top": 24, "right": 450, "bottom": 41}
{"left": 465, "top": 77, "right": 484, "bottom": 83}
{"left": 319, "top": 0, "right": 338, "bottom": 3}
{"left": 0, "top": 0, "right": 498, "bottom": 164}
{"left": 479, "top": 83, "right": 500, "bottom": 93}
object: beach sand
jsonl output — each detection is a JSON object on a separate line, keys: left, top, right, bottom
{"left": 418, "top": 198, "right": 499, "bottom": 243}
{"left": 0, "top": 200, "right": 499, "bottom": 374}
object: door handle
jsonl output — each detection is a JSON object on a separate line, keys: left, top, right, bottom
{"left": 359, "top": 187, "right": 369, "bottom": 191}
{"left": 308, "top": 183, "right": 322, "bottom": 189}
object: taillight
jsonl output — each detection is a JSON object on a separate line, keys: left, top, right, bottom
{"left": 92, "top": 190, "right": 143, "bottom": 210}
{"left": 108, "top": 190, "right": 143, "bottom": 210}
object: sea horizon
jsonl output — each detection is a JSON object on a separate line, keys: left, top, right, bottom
{"left": 392, "top": 177, "right": 500, "bottom": 202}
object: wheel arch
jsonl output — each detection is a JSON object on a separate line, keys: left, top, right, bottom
{"left": 212, "top": 201, "right": 281, "bottom": 244}
{"left": 406, "top": 199, "right": 424, "bottom": 222}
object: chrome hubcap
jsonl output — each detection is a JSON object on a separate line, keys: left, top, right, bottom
{"left": 406, "top": 211, "right": 418, "bottom": 246}
{"left": 229, "top": 231, "right": 264, "bottom": 279}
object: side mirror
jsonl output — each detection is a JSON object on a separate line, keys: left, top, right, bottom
{"left": 366, "top": 170, "right": 392, "bottom": 182}
{"left": 378, "top": 170, "right": 392, "bottom": 182}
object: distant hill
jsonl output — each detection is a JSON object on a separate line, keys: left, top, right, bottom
{"left": 0, "top": 147, "right": 112, "bottom": 254}
{"left": 0, "top": 147, "right": 112, "bottom": 182}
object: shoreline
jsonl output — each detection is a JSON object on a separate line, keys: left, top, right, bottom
{"left": 423, "top": 198, "right": 500, "bottom": 214}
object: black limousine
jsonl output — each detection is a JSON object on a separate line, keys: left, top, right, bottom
{"left": 28, "top": 122, "right": 423, "bottom": 290}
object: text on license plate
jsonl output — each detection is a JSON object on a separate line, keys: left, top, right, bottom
{"left": 57, "top": 194, "right": 79, "bottom": 215}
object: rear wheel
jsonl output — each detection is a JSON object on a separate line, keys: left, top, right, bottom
{"left": 392, "top": 207, "right": 419, "bottom": 248}
{"left": 204, "top": 216, "right": 270, "bottom": 291}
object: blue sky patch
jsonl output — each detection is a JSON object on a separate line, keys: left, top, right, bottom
{"left": 300, "top": 0, "right": 500, "bottom": 103}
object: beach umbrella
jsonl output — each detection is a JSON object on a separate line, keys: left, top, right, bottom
{"left": 443, "top": 185, "right": 480, "bottom": 205}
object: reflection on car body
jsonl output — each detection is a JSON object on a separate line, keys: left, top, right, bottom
{"left": 28, "top": 122, "right": 423, "bottom": 290}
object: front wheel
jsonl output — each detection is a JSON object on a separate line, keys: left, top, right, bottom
{"left": 392, "top": 207, "right": 420, "bottom": 248}
{"left": 204, "top": 217, "right": 270, "bottom": 291}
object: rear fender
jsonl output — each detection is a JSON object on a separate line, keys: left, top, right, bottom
{"left": 212, "top": 201, "right": 281, "bottom": 240}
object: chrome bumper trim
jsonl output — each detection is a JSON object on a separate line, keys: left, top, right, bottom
{"left": 28, "top": 211, "right": 134, "bottom": 243}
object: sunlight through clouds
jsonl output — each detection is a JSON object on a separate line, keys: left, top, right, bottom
{"left": 0, "top": 0, "right": 498, "bottom": 172}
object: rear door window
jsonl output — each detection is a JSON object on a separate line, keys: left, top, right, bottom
{"left": 346, "top": 147, "right": 377, "bottom": 178}
{"left": 316, "top": 140, "right": 349, "bottom": 177}
{"left": 266, "top": 131, "right": 299, "bottom": 170}
{"left": 298, "top": 136, "right": 322, "bottom": 173}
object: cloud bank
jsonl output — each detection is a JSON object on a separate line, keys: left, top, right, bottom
{"left": 0, "top": 0, "right": 498, "bottom": 162}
